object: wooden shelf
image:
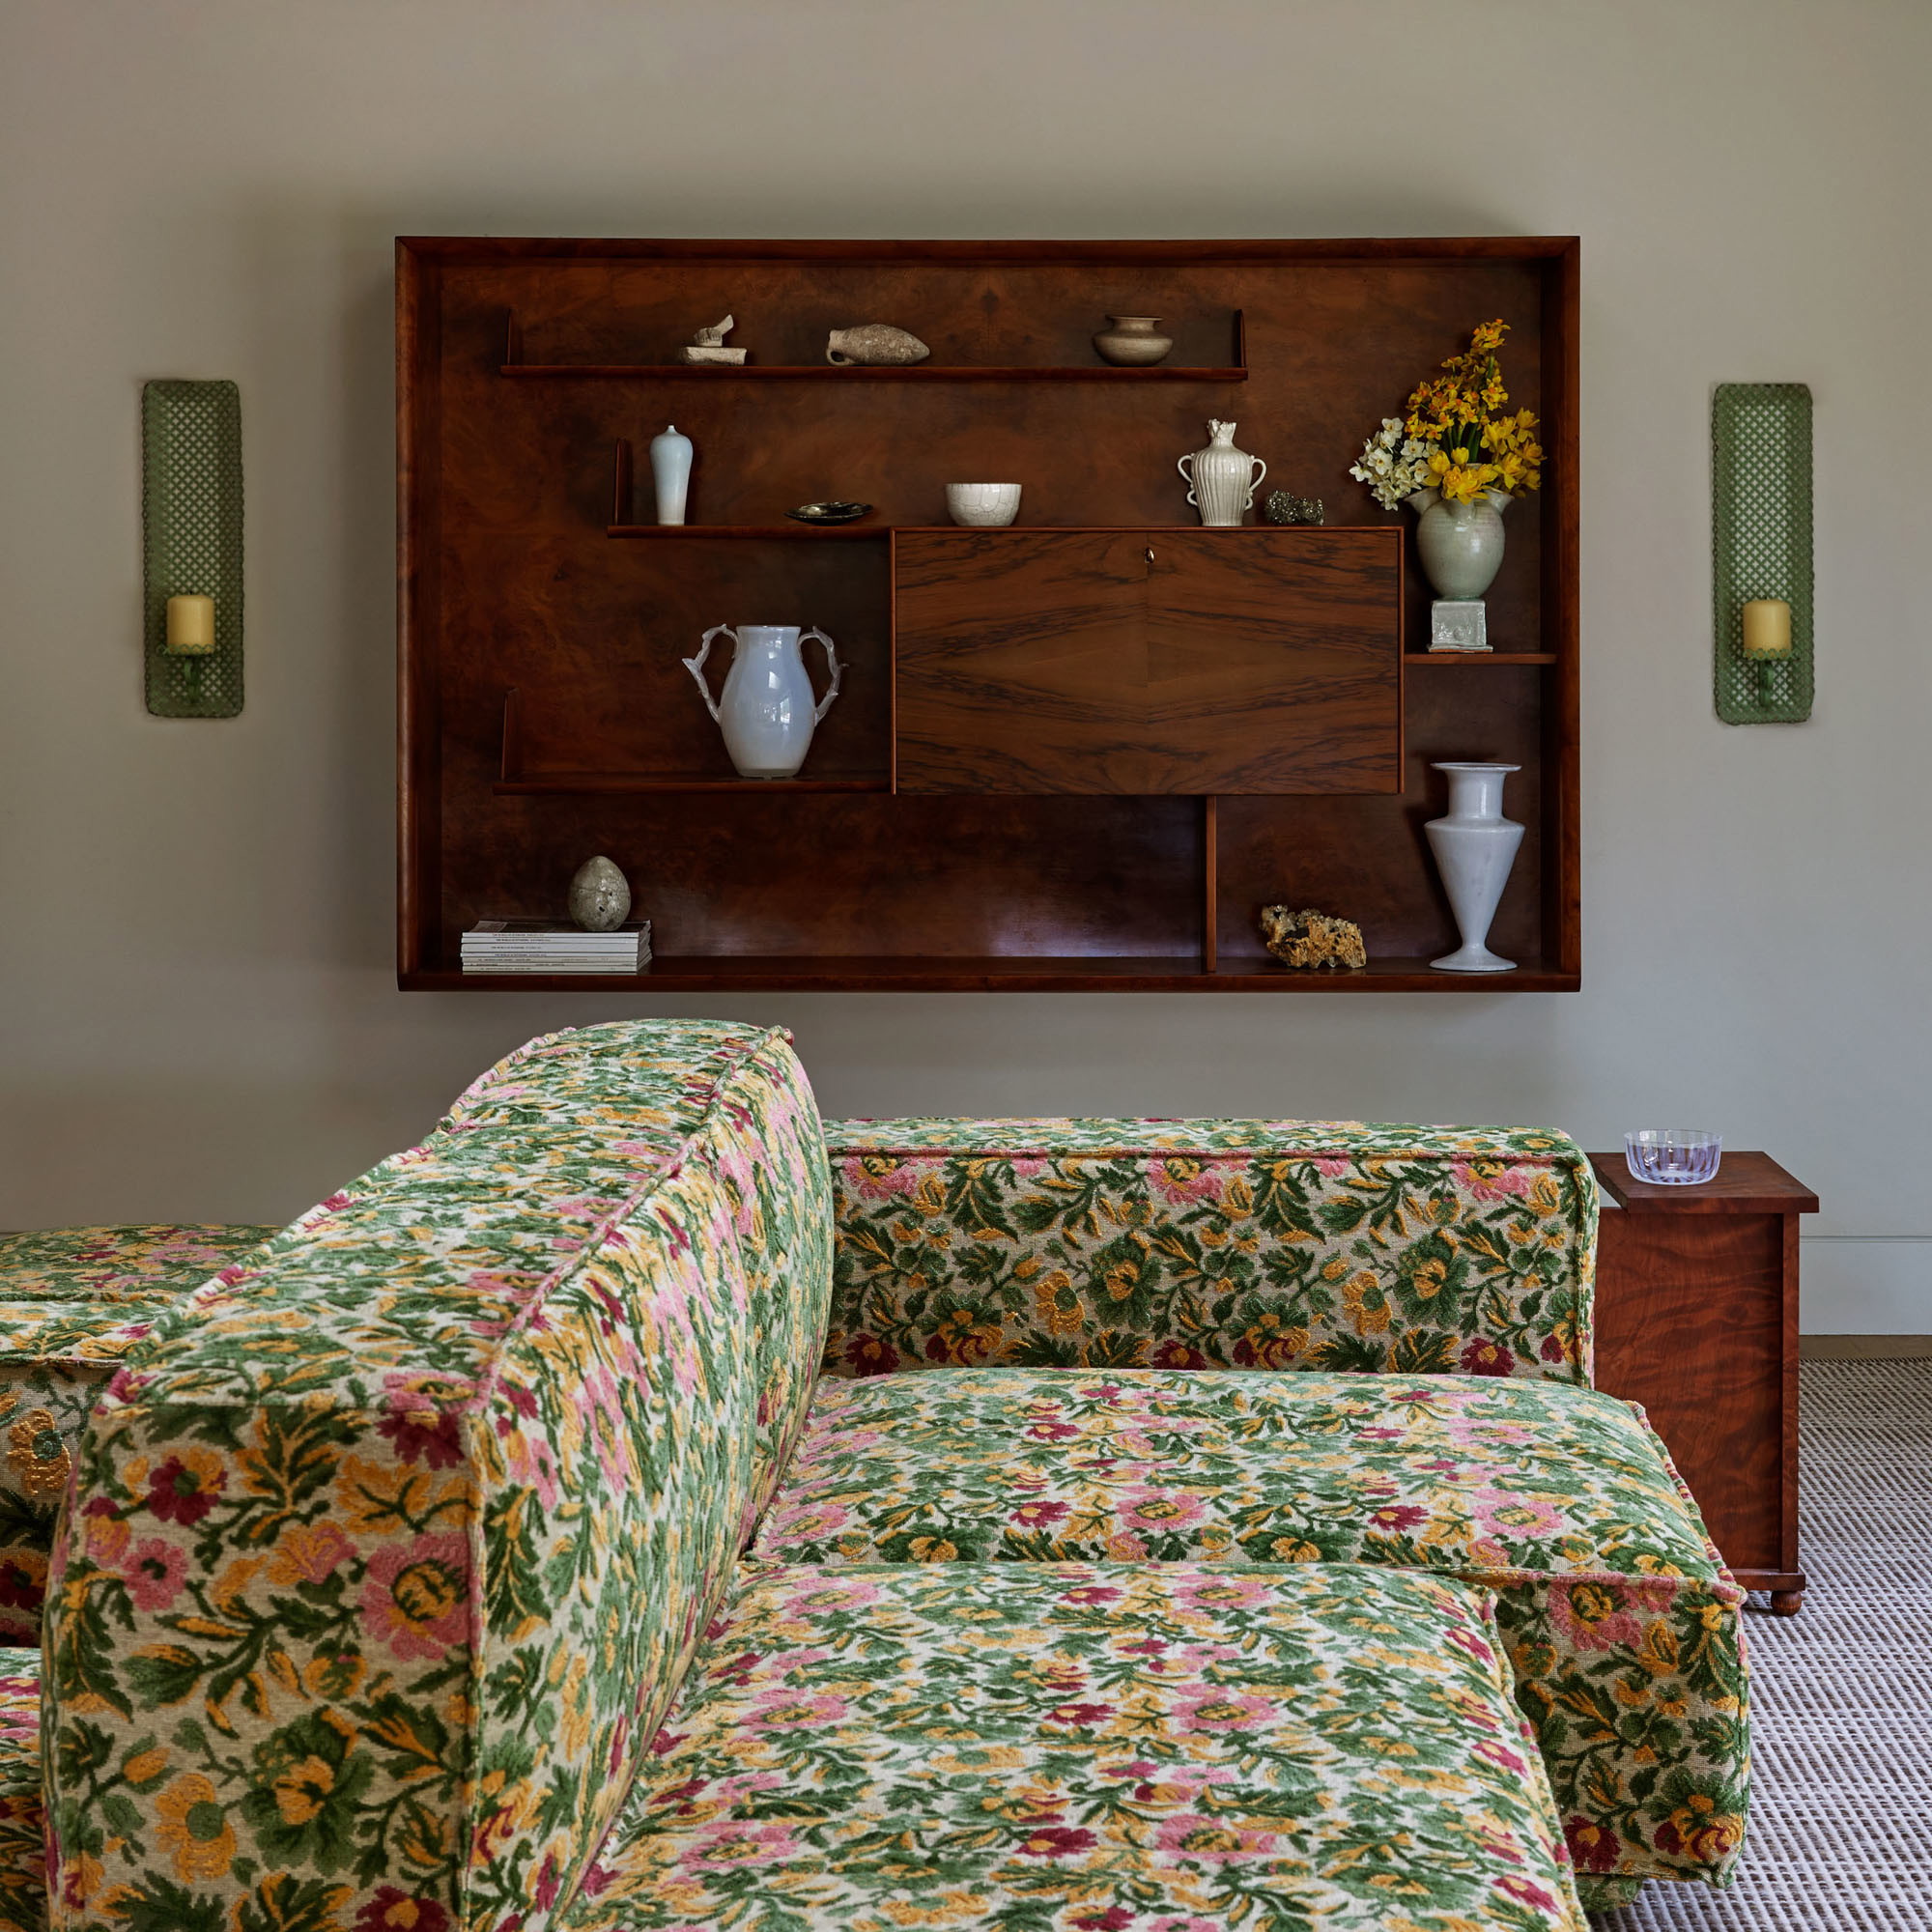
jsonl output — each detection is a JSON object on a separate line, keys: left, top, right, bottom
{"left": 604, "top": 522, "right": 1361, "bottom": 542}
{"left": 407, "top": 955, "right": 1578, "bottom": 993}
{"left": 607, "top": 523, "right": 889, "bottom": 540}
{"left": 492, "top": 775, "right": 889, "bottom": 795}
{"left": 1405, "top": 652, "right": 1556, "bottom": 666}
{"left": 504, "top": 362, "right": 1246, "bottom": 383}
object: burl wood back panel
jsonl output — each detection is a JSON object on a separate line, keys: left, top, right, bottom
{"left": 894, "top": 528, "right": 1403, "bottom": 794}
{"left": 399, "top": 240, "right": 1577, "bottom": 981}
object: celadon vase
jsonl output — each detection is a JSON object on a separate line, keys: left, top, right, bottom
{"left": 1406, "top": 487, "right": 1511, "bottom": 600}
{"left": 1425, "top": 761, "right": 1523, "bottom": 973}
{"left": 683, "top": 624, "right": 842, "bottom": 779}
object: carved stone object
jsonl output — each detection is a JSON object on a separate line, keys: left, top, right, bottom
{"left": 569, "top": 855, "right": 632, "bottom": 931}
{"left": 1260, "top": 905, "right": 1367, "bottom": 971}
{"left": 681, "top": 314, "right": 747, "bottom": 366}
{"left": 1264, "top": 491, "right": 1324, "bottom": 526}
{"left": 1092, "top": 314, "right": 1174, "bottom": 366}
{"left": 826, "top": 325, "right": 930, "bottom": 366}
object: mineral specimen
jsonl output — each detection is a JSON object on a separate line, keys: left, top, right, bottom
{"left": 1264, "top": 491, "right": 1325, "bottom": 526}
{"left": 1259, "top": 905, "right": 1366, "bottom": 970}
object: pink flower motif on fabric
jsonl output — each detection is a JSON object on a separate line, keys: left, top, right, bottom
{"left": 1453, "top": 1157, "right": 1533, "bottom": 1202}
{"left": 1470, "top": 1489, "right": 1569, "bottom": 1542}
{"left": 359, "top": 1532, "right": 470, "bottom": 1662}
{"left": 1175, "top": 1690, "right": 1275, "bottom": 1734}
{"left": 682, "top": 1820, "right": 803, "bottom": 1868}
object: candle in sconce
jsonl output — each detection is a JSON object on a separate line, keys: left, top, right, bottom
{"left": 165, "top": 594, "right": 216, "bottom": 655}
{"left": 1740, "top": 597, "right": 1792, "bottom": 660}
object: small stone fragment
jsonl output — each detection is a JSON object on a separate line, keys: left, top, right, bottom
{"left": 1260, "top": 905, "right": 1366, "bottom": 970}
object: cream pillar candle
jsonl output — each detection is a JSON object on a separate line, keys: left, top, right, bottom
{"left": 165, "top": 593, "right": 216, "bottom": 655}
{"left": 1741, "top": 597, "right": 1792, "bottom": 660}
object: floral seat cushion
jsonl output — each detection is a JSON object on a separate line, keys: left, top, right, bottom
{"left": 559, "top": 1561, "right": 1585, "bottom": 1932}
{"left": 0, "top": 1224, "right": 274, "bottom": 1641}
{"left": 823, "top": 1119, "right": 1598, "bottom": 1385}
{"left": 0, "top": 1650, "right": 42, "bottom": 1932}
{"left": 749, "top": 1368, "right": 1748, "bottom": 1891}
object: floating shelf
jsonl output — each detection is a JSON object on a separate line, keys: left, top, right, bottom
{"left": 1405, "top": 652, "right": 1557, "bottom": 666}
{"left": 603, "top": 522, "right": 1364, "bottom": 542}
{"left": 508, "top": 362, "right": 1248, "bottom": 383}
{"left": 492, "top": 775, "right": 889, "bottom": 796}
{"left": 503, "top": 308, "right": 1247, "bottom": 384}
{"left": 607, "top": 523, "right": 890, "bottom": 541}
{"left": 409, "top": 954, "right": 1577, "bottom": 994}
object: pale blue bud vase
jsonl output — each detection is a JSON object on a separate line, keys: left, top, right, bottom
{"left": 1406, "top": 486, "right": 1511, "bottom": 600}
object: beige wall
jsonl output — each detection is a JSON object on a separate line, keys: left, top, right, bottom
{"left": 2, "top": 0, "right": 1926, "bottom": 1328}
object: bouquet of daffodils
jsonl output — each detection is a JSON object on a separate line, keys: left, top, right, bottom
{"left": 1351, "top": 319, "right": 1544, "bottom": 509}
{"left": 1350, "top": 417, "right": 1435, "bottom": 511}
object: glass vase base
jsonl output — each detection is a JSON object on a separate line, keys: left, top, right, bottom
{"left": 1430, "top": 945, "right": 1518, "bottom": 973}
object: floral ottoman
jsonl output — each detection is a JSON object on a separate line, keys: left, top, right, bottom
{"left": 559, "top": 1561, "right": 1586, "bottom": 1932}
{"left": 750, "top": 1367, "right": 1747, "bottom": 1896}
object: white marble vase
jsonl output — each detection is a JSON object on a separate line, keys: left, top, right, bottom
{"left": 683, "top": 624, "right": 842, "bottom": 779}
{"left": 1425, "top": 761, "right": 1523, "bottom": 972}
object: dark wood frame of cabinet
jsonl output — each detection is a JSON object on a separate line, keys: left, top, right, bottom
{"left": 1590, "top": 1152, "right": 1818, "bottom": 1612}
{"left": 398, "top": 237, "right": 1580, "bottom": 991}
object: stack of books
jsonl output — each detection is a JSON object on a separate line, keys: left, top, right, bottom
{"left": 461, "top": 921, "right": 652, "bottom": 975}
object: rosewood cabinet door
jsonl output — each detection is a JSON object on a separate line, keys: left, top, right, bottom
{"left": 1146, "top": 529, "right": 1403, "bottom": 793}
{"left": 892, "top": 527, "right": 1403, "bottom": 794}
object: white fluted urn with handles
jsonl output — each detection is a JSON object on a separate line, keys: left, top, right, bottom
{"left": 1179, "top": 420, "right": 1266, "bottom": 526}
{"left": 683, "top": 624, "right": 842, "bottom": 779}
{"left": 1425, "top": 761, "right": 1523, "bottom": 972}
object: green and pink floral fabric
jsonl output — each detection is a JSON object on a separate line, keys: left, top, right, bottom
{"left": 560, "top": 1561, "right": 1586, "bottom": 1932}
{"left": 0, "top": 1654, "right": 40, "bottom": 1932}
{"left": 751, "top": 1368, "right": 1748, "bottom": 1890}
{"left": 43, "top": 1020, "right": 833, "bottom": 1932}
{"left": 823, "top": 1120, "right": 1598, "bottom": 1385}
{"left": 0, "top": 1225, "right": 274, "bottom": 1642}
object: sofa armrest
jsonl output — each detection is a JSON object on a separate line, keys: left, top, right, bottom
{"left": 824, "top": 1118, "right": 1597, "bottom": 1384}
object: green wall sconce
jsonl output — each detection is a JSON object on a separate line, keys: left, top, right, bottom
{"left": 1712, "top": 382, "right": 1811, "bottom": 724}
{"left": 143, "top": 379, "right": 243, "bottom": 718}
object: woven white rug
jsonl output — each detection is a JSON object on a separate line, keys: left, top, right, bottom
{"left": 1592, "top": 1357, "right": 1932, "bottom": 1929}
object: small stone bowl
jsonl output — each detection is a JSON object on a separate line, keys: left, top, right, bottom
{"left": 946, "top": 483, "right": 1022, "bottom": 527}
{"left": 1625, "top": 1129, "right": 1722, "bottom": 1186}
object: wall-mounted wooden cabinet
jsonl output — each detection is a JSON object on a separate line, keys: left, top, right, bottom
{"left": 398, "top": 237, "right": 1578, "bottom": 991}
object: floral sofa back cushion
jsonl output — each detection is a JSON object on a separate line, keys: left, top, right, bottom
{"left": 823, "top": 1118, "right": 1598, "bottom": 1384}
{"left": 43, "top": 1019, "right": 834, "bottom": 1932}
{"left": 0, "top": 1224, "right": 276, "bottom": 1641}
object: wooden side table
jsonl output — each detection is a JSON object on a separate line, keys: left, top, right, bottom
{"left": 1587, "top": 1151, "right": 1819, "bottom": 1612}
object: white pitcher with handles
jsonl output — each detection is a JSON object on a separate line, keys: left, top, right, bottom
{"left": 683, "top": 624, "right": 842, "bottom": 779}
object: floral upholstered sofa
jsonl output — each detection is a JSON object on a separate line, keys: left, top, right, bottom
{"left": 0, "top": 1018, "right": 1748, "bottom": 1931}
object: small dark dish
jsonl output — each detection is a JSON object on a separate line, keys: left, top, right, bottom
{"left": 785, "top": 500, "right": 873, "bottom": 526}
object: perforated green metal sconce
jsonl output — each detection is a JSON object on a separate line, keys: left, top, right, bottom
{"left": 143, "top": 380, "right": 243, "bottom": 717}
{"left": 1712, "top": 383, "right": 1811, "bottom": 724}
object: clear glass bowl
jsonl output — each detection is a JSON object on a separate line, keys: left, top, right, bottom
{"left": 1625, "top": 1129, "right": 1721, "bottom": 1186}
